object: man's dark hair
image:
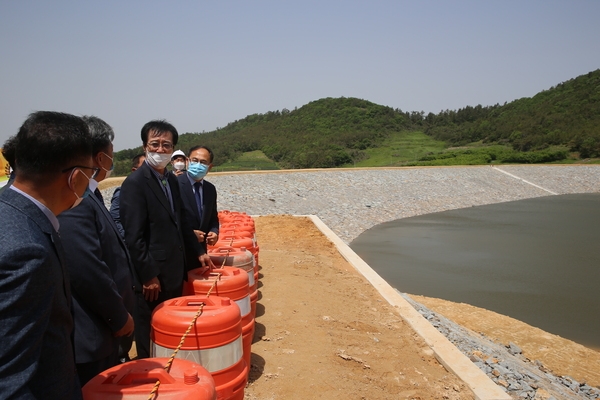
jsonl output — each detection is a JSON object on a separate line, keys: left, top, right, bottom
{"left": 131, "top": 153, "right": 145, "bottom": 169}
{"left": 140, "top": 120, "right": 178, "bottom": 146}
{"left": 2, "top": 135, "right": 17, "bottom": 170}
{"left": 82, "top": 115, "right": 114, "bottom": 155}
{"left": 188, "top": 145, "right": 214, "bottom": 163}
{"left": 14, "top": 111, "right": 92, "bottom": 179}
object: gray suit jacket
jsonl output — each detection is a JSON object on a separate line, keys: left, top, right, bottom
{"left": 0, "top": 188, "right": 80, "bottom": 399}
{"left": 58, "top": 189, "right": 136, "bottom": 364}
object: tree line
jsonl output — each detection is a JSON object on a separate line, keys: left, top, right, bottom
{"left": 114, "top": 69, "right": 600, "bottom": 175}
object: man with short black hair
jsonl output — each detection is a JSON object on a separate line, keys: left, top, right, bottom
{"left": 0, "top": 111, "right": 94, "bottom": 399}
{"left": 177, "top": 145, "right": 220, "bottom": 250}
{"left": 120, "top": 120, "right": 212, "bottom": 358}
{"left": 58, "top": 116, "right": 137, "bottom": 385}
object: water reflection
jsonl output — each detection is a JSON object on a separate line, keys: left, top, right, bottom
{"left": 350, "top": 193, "right": 600, "bottom": 350}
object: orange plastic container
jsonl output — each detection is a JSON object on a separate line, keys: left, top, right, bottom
{"left": 208, "top": 246, "right": 258, "bottom": 317}
{"left": 82, "top": 357, "right": 216, "bottom": 400}
{"left": 218, "top": 229, "right": 256, "bottom": 246}
{"left": 151, "top": 295, "right": 247, "bottom": 400}
{"left": 184, "top": 267, "right": 254, "bottom": 375}
{"left": 218, "top": 211, "right": 254, "bottom": 226}
{"left": 212, "top": 236, "right": 259, "bottom": 267}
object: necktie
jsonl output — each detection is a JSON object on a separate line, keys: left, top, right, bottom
{"left": 194, "top": 181, "right": 203, "bottom": 223}
{"left": 94, "top": 188, "right": 103, "bottom": 202}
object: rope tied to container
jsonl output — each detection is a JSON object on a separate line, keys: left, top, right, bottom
{"left": 146, "top": 272, "right": 222, "bottom": 399}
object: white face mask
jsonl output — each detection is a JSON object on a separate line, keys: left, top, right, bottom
{"left": 173, "top": 161, "right": 186, "bottom": 171}
{"left": 146, "top": 151, "right": 172, "bottom": 170}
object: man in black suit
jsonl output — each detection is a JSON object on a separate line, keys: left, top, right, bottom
{"left": 58, "top": 116, "right": 136, "bottom": 385}
{"left": 177, "top": 145, "right": 220, "bottom": 250}
{"left": 0, "top": 111, "right": 94, "bottom": 399}
{"left": 109, "top": 153, "right": 145, "bottom": 239}
{"left": 120, "top": 120, "right": 212, "bottom": 358}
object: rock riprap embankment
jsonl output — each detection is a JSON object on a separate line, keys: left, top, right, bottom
{"left": 205, "top": 165, "right": 600, "bottom": 243}
{"left": 402, "top": 293, "right": 600, "bottom": 400}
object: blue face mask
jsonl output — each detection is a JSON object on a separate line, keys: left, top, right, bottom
{"left": 187, "top": 162, "right": 208, "bottom": 181}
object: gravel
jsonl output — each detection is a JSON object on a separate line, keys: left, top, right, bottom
{"left": 205, "top": 165, "right": 600, "bottom": 243}
{"left": 403, "top": 293, "right": 600, "bottom": 400}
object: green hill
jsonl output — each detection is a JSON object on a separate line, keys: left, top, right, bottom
{"left": 423, "top": 69, "right": 600, "bottom": 157}
{"left": 114, "top": 69, "right": 600, "bottom": 175}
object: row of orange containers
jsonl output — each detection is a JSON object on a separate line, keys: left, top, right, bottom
{"left": 83, "top": 211, "right": 259, "bottom": 400}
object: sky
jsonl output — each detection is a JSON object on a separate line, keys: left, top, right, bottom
{"left": 1, "top": 1, "right": 599, "bottom": 151}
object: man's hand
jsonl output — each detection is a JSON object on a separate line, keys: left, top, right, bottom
{"left": 143, "top": 276, "right": 161, "bottom": 302}
{"left": 206, "top": 231, "right": 218, "bottom": 246}
{"left": 194, "top": 230, "right": 205, "bottom": 243}
{"left": 114, "top": 313, "right": 134, "bottom": 337}
{"left": 198, "top": 253, "right": 214, "bottom": 274}
{"left": 173, "top": 169, "right": 184, "bottom": 176}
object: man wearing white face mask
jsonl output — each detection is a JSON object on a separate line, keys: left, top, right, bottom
{"left": 170, "top": 149, "right": 187, "bottom": 177}
{"left": 0, "top": 111, "right": 94, "bottom": 399}
{"left": 177, "top": 145, "right": 220, "bottom": 250}
{"left": 58, "top": 116, "right": 136, "bottom": 385}
{"left": 120, "top": 120, "right": 213, "bottom": 359}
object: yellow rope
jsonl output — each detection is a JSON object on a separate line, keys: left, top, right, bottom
{"left": 147, "top": 273, "right": 222, "bottom": 399}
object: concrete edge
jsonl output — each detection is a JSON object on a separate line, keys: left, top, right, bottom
{"left": 301, "top": 214, "right": 511, "bottom": 400}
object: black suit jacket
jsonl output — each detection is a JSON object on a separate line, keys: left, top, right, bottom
{"left": 0, "top": 188, "right": 80, "bottom": 399}
{"left": 57, "top": 189, "right": 136, "bottom": 364}
{"left": 120, "top": 162, "right": 203, "bottom": 294}
{"left": 177, "top": 174, "right": 219, "bottom": 252}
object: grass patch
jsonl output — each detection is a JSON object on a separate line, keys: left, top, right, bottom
{"left": 214, "top": 150, "right": 280, "bottom": 172}
{"left": 348, "top": 130, "right": 447, "bottom": 167}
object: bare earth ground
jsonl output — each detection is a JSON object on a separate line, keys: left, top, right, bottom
{"left": 247, "top": 215, "right": 474, "bottom": 400}
{"left": 246, "top": 215, "right": 600, "bottom": 399}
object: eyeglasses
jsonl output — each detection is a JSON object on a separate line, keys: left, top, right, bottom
{"left": 62, "top": 165, "right": 101, "bottom": 180}
{"left": 147, "top": 141, "right": 173, "bottom": 151}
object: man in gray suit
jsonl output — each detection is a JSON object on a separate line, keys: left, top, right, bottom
{"left": 0, "top": 111, "right": 94, "bottom": 399}
{"left": 58, "top": 116, "right": 136, "bottom": 385}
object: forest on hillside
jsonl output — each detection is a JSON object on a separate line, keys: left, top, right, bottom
{"left": 114, "top": 69, "right": 600, "bottom": 174}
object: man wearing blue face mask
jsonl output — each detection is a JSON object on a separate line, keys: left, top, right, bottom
{"left": 57, "top": 116, "right": 136, "bottom": 385}
{"left": 177, "top": 145, "right": 220, "bottom": 250}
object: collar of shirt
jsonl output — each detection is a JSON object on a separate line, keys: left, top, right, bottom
{"left": 186, "top": 172, "right": 203, "bottom": 190}
{"left": 148, "top": 164, "right": 170, "bottom": 183}
{"left": 89, "top": 178, "right": 99, "bottom": 193}
{"left": 9, "top": 185, "right": 60, "bottom": 232}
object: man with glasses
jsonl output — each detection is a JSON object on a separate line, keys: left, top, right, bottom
{"left": 177, "top": 145, "right": 220, "bottom": 251}
{"left": 120, "top": 120, "right": 212, "bottom": 358}
{"left": 0, "top": 111, "right": 93, "bottom": 399}
{"left": 57, "top": 116, "right": 136, "bottom": 384}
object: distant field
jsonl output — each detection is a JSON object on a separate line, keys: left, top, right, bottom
{"left": 214, "top": 150, "right": 280, "bottom": 172}
{"left": 210, "top": 132, "right": 600, "bottom": 172}
{"left": 351, "top": 130, "right": 447, "bottom": 167}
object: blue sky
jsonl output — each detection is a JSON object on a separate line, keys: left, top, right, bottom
{"left": 1, "top": 1, "right": 599, "bottom": 151}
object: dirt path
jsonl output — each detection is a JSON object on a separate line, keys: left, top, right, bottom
{"left": 245, "top": 215, "right": 600, "bottom": 399}
{"left": 246, "top": 215, "right": 474, "bottom": 399}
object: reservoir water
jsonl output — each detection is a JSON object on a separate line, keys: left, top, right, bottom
{"left": 350, "top": 193, "right": 600, "bottom": 350}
